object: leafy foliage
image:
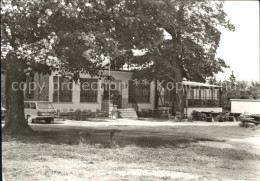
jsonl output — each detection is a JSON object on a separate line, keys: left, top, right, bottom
{"left": 248, "top": 81, "right": 260, "bottom": 99}
{"left": 219, "top": 72, "right": 260, "bottom": 110}
{"left": 120, "top": 0, "right": 234, "bottom": 83}
{"left": 1, "top": 0, "right": 135, "bottom": 79}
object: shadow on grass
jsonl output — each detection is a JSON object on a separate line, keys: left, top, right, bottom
{"left": 31, "top": 122, "right": 65, "bottom": 125}
{"left": 116, "top": 135, "right": 226, "bottom": 148}
{"left": 137, "top": 117, "right": 168, "bottom": 121}
{"left": 2, "top": 128, "right": 225, "bottom": 149}
{"left": 86, "top": 119, "right": 110, "bottom": 122}
{"left": 3, "top": 129, "right": 260, "bottom": 162}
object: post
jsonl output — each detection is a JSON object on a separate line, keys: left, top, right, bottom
{"left": 199, "top": 88, "right": 202, "bottom": 107}
{"left": 57, "top": 75, "right": 60, "bottom": 104}
{"left": 184, "top": 87, "right": 188, "bottom": 115}
{"left": 110, "top": 131, "right": 114, "bottom": 147}
{"left": 108, "top": 58, "right": 111, "bottom": 119}
{"left": 219, "top": 88, "right": 222, "bottom": 107}
{"left": 155, "top": 78, "right": 158, "bottom": 109}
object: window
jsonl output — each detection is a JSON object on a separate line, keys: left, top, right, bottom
{"left": 129, "top": 81, "right": 150, "bottom": 103}
{"left": 53, "top": 76, "right": 73, "bottom": 102}
{"left": 80, "top": 78, "right": 98, "bottom": 102}
{"left": 187, "top": 88, "right": 220, "bottom": 107}
{"left": 24, "top": 102, "right": 30, "bottom": 108}
{"left": 26, "top": 75, "right": 35, "bottom": 98}
{"left": 187, "top": 89, "right": 194, "bottom": 99}
{"left": 31, "top": 103, "right": 36, "bottom": 109}
{"left": 214, "top": 89, "right": 218, "bottom": 100}
{"left": 37, "top": 102, "right": 54, "bottom": 109}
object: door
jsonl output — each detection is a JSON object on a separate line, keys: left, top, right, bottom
{"left": 102, "top": 80, "right": 123, "bottom": 109}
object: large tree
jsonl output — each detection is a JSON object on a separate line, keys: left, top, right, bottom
{"left": 118, "top": 0, "right": 235, "bottom": 115}
{"left": 1, "top": 0, "right": 138, "bottom": 134}
{"left": 1, "top": 0, "right": 235, "bottom": 134}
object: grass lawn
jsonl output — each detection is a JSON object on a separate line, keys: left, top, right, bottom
{"left": 2, "top": 121, "right": 260, "bottom": 180}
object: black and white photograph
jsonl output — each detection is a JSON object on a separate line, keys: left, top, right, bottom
{"left": 1, "top": 0, "right": 260, "bottom": 180}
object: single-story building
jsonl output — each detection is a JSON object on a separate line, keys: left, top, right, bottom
{"left": 1, "top": 66, "right": 223, "bottom": 118}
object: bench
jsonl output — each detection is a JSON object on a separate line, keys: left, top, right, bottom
{"left": 79, "top": 129, "right": 121, "bottom": 147}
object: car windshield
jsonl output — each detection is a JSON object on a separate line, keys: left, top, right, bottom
{"left": 37, "top": 103, "right": 54, "bottom": 109}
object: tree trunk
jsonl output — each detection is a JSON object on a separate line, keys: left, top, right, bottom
{"left": 2, "top": 52, "right": 33, "bottom": 135}
{"left": 171, "top": 68, "right": 184, "bottom": 116}
{"left": 154, "top": 77, "right": 158, "bottom": 109}
{"left": 169, "top": 32, "right": 185, "bottom": 116}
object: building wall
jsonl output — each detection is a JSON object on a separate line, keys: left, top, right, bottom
{"left": 101, "top": 70, "right": 155, "bottom": 111}
{"left": 49, "top": 72, "right": 101, "bottom": 112}
{"left": 49, "top": 70, "right": 155, "bottom": 112}
{"left": 103, "top": 70, "right": 132, "bottom": 109}
{"left": 1, "top": 69, "right": 156, "bottom": 112}
{"left": 24, "top": 73, "right": 49, "bottom": 101}
{"left": 1, "top": 72, "right": 50, "bottom": 105}
{"left": 231, "top": 99, "right": 260, "bottom": 114}
{"left": 136, "top": 82, "right": 156, "bottom": 111}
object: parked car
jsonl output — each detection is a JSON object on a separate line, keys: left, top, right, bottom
{"left": 24, "top": 101, "right": 56, "bottom": 124}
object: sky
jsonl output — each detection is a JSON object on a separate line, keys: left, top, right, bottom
{"left": 216, "top": 1, "right": 259, "bottom": 82}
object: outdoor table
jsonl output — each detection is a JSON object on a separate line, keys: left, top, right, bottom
{"left": 201, "top": 112, "right": 213, "bottom": 122}
{"left": 211, "top": 112, "right": 222, "bottom": 122}
{"left": 201, "top": 111, "right": 221, "bottom": 122}
{"left": 240, "top": 117, "right": 259, "bottom": 126}
{"left": 230, "top": 113, "right": 242, "bottom": 121}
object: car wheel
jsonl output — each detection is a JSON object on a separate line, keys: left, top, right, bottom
{"left": 45, "top": 119, "right": 52, "bottom": 124}
{"left": 27, "top": 116, "right": 33, "bottom": 124}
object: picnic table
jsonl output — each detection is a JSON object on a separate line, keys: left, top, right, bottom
{"left": 240, "top": 117, "right": 259, "bottom": 126}
{"left": 201, "top": 111, "right": 221, "bottom": 122}
{"left": 239, "top": 114, "right": 260, "bottom": 127}
{"left": 229, "top": 113, "right": 242, "bottom": 121}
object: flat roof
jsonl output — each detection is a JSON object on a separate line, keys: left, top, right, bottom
{"left": 230, "top": 99, "right": 260, "bottom": 102}
{"left": 182, "top": 81, "right": 222, "bottom": 88}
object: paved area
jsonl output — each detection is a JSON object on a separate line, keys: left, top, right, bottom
{"left": 41, "top": 118, "right": 240, "bottom": 127}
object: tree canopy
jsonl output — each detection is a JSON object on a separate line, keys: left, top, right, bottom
{"left": 1, "top": 0, "right": 123, "bottom": 79}
{"left": 120, "top": 0, "right": 234, "bottom": 83}
{"left": 1, "top": 0, "right": 234, "bottom": 81}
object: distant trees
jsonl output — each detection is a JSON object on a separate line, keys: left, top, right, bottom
{"left": 248, "top": 81, "right": 260, "bottom": 99}
{"left": 219, "top": 71, "right": 260, "bottom": 110}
